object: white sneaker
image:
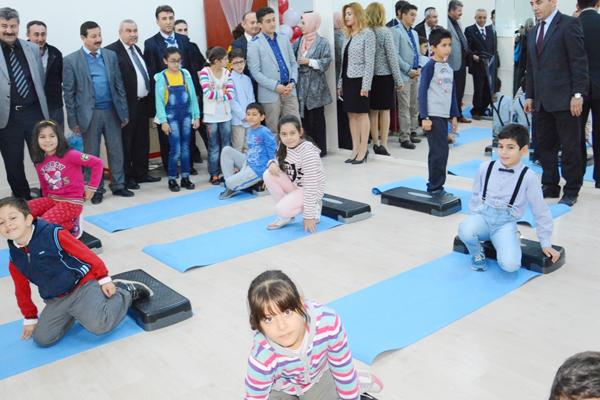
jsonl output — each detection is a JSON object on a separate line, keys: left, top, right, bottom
{"left": 267, "top": 216, "right": 294, "bottom": 230}
{"left": 357, "top": 370, "right": 384, "bottom": 394}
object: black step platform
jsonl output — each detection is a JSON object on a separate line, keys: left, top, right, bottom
{"left": 452, "top": 236, "right": 566, "bottom": 274}
{"left": 112, "top": 269, "right": 193, "bottom": 331}
{"left": 80, "top": 231, "right": 102, "bottom": 254}
{"left": 321, "top": 194, "right": 371, "bottom": 223}
{"left": 381, "top": 187, "right": 461, "bottom": 217}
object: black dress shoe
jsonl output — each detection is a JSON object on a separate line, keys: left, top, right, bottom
{"left": 126, "top": 180, "right": 140, "bottom": 190}
{"left": 180, "top": 177, "right": 195, "bottom": 190}
{"left": 458, "top": 117, "right": 472, "bottom": 123}
{"left": 112, "top": 188, "right": 135, "bottom": 197}
{"left": 595, "top": 181, "right": 600, "bottom": 189}
{"left": 410, "top": 132, "right": 421, "bottom": 143}
{"left": 373, "top": 144, "right": 382, "bottom": 155}
{"left": 190, "top": 167, "right": 198, "bottom": 176}
{"left": 400, "top": 140, "right": 416, "bottom": 149}
{"left": 558, "top": 194, "right": 578, "bottom": 207}
{"left": 542, "top": 186, "right": 560, "bottom": 198}
{"left": 471, "top": 113, "right": 482, "bottom": 121}
{"left": 345, "top": 155, "right": 357, "bottom": 163}
{"left": 91, "top": 192, "right": 103, "bottom": 204}
{"left": 378, "top": 145, "right": 391, "bottom": 156}
{"left": 137, "top": 175, "right": 161, "bottom": 183}
{"left": 168, "top": 179, "right": 180, "bottom": 192}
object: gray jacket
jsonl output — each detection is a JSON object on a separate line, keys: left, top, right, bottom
{"left": 247, "top": 32, "right": 298, "bottom": 103}
{"left": 392, "top": 24, "right": 419, "bottom": 80}
{"left": 0, "top": 39, "right": 49, "bottom": 128}
{"left": 63, "top": 48, "right": 128, "bottom": 131}
{"left": 372, "top": 26, "right": 402, "bottom": 86}
{"left": 293, "top": 35, "right": 332, "bottom": 116}
{"left": 337, "top": 29, "right": 376, "bottom": 92}
{"left": 447, "top": 18, "right": 466, "bottom": 71}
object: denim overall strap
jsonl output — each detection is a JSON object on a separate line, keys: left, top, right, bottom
{"left": 162, "top": 71, "right": 189, "bottom": 116}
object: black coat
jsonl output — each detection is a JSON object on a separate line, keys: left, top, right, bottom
{"left": 414, "top": 20, "right": 426, "bottom": 39}
{"left": 44, "top": 44, "right": 63, "bottom": 110}
{"left": 464, "top": 24, "right": 496, "bottom": 76}
{"left": 526, "top": 12, "right": 588, "bottom": 112}
{"left": 105, "top": 40, "right": 148, "bottom": 110}
{"left": 579, "top": 9, "right": 600, "bottom": 100}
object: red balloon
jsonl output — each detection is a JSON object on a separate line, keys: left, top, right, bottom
{"left": 278, "top": 0, "right": 289, "bottom": 15}
{"left": 291, "top": 25, "right": 302, "bottom": 43}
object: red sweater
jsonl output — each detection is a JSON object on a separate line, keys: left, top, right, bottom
{"left": 9, "top": 229, "right": 110, "bottom": 321}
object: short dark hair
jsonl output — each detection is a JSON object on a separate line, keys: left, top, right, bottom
{"left": 491, "top": 9, "right": 496, "bottom": 17}
{"left": 80, "top": 21, "right": 100, "bottom": 37}
{"left": 155, "top": 5, "right": 175, "bottom": 19}
{"left": 550, "top": 352, "right": 600, "bottom": 400}
{"left": 228, "top": 47, "right": 245, "bottom": 61}
{"left": 26, "top": 20, "right": 46, "bottom": 33}
{"left": 163, "top": 47, "right": 181, "bottom": 59}
{"left": 0, "top": 196, "right": 30, "bottom": 217}
{"left": 0, "top": 7, "right": 19, "bottom": 23}
{"left": 246, "top": 102, "right": 265, "bottom": 115}
{"left": 207, "top": 46, "right": 227, "bottom": 64}
{"left": 174, "top": 19, "right": 187, "bottom": 26}
{"left": 498, "top": 123, "right": 529, "bottom": 148}
{"left": 448, "top": 0, "right": 464, "bottom": 12}
{"left": 424, "top": 6, "right": 435, "bottom": 15}
{"left": 395, "top": 1, "right": 409, "bottom": 15}
{"left": 577, "top": 0, "right": 598, "bottom": 9}
{"left": 429, "top": 27, "right": 452, "bottom": 47}
{"left": 401, "top": 3, "right": 418, "bottom": 16}
{"left": 418, "top": 35, "right": 428, "bottom": 45}
{"left": 30, "top": 120, "right": 70, "bottom": 164}
{"left": 256, "top": 7, "right": 275, "bottom": 23}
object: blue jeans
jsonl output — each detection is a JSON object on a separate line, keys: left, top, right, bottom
{"left": 167, "top": 114, "right": 191, "bottom": 179}
{"left": 458, "top": 205, "right": 522, "bottom": 272}
{"left": 206, "top": 121, "right": 232, "bottom": 176}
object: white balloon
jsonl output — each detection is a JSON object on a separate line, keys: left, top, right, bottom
{"left": 279, "top": 24, "right": 293, "bottom": 38}
{"left": 282, "top": 9, "right": 301, "bottom": 27}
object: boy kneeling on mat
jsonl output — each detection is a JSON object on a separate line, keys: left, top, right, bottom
{"left": 458, "top": 124, "right": 561, "bottom": 272}
{"left": 0, "top": 197, "right": 152, "bottom": 347}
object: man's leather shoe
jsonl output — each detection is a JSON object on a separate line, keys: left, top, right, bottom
{"left": 558, "top": 194, "right": 578, "bottom": 207}
{"left": 542, "top": 186, "right": 560, "bottom": 198}
{"left": 400, "top": 140, "right": 416, "bottom": 149}
{"left": 126, "top": 179, "right": 140, "bottom": 190}
{"left": 471, "top": 113, "right": 482, "bottom": 121}
{"left": 458, "top": 117, "right": 472, "bottom": 123}
{"left": 112, "top": 188, "right": 135, "bottom": 197}
{"left": 137, "top": 175, "right": 161, "bottom": 183}
{"left": 91, "top": 192, "right": 103, "bottom": 204}
{"left": 595, "top": 181, "right": 600, "bottom": 189}
{"left": 410, "top": 132, "right": 421, "bottom": 143}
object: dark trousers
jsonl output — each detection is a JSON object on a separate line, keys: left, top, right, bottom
{"left": 535, "top": 107, "right": 583, "bottom": 196}
{"left": 454, "top": 62, "right": 467, "bottom": 117}
{"left": 336, "top": 99, "right": 352, "bottom": 150}
{"left": 472, "top": 73, "right": 491, "bottom": 116}
{"left": 302, "top": 106, "right": 326, "bottom": 156}
{"left": 122, "top": 97, "right": 150, "bottom": 182}
{"left": 49, "top": 107, "right": 64, "bottom": 128}
{"left": 0, "top": 104, "right": 44, "bottom": 198}
{"left": 426, "top": 117, "right": 450, "bottom": 192}
{"left": 582, "top": 98, "right": 600, "bottom": 182}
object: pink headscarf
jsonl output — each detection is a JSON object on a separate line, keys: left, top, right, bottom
{"left": 300, "top": 12, "right": 322, "bottom": 54}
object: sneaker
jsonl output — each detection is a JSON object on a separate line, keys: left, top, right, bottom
{"left": 471, "top": 253, "right": 487, "bottom": 271}
{"left": 168, "top": 179, "right": 180, "bottom": 192}
{"left": 180, "top": 177, "right": 195, "bottom": 190}
{"left": 71, "top": 216, "right": 83, "bottom": 239}
{"left": 358, "top": 371, "right": 384, "bottom": 394}
{"left": 113, "top": 279, "right": 154, "bottom": 301}
{"left": 219, "top": 188, "right": 237, "bottom": 200}
{"left": 267, "top": 216, "right": 294, "bottom": 230}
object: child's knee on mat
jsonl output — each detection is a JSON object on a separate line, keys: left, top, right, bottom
{"left": 497, "top": 256, "right": 521, "bottom": 273}
{"left": 33, "top": 330, "right": 60, "bottom": 348}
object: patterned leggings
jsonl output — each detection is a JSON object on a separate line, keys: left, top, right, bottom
{"left": 28, "top": 198, "right": 83, "bottom": 231}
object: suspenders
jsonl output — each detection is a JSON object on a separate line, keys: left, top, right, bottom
{"left": 492, "top": 95, "right": 506, "bottom": 127}
{"left": 481, "top": 160, "right": 529, "bottom": 208}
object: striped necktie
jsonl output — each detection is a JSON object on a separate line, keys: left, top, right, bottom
{"left": 165, "top": 36, "right": 177, "bottom": 47}
{"left": 9, "top": 46, "right": 30, "bottom": 99}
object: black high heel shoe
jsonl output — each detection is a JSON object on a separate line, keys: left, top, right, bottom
{"left": 345, "top": 154, "right": 358, "bottom": 163}
{"left": 351, "top": 150, "right": 369, "bottom": 164}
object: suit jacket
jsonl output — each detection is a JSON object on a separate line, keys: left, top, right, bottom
{"left": 392, "top": 24, "right": 419, "bottom": 79}
{"left": 231, "top": 34, "right": 253, "bottom": 77}
{"left": 62, "top": 48, "right": 128, "bottom": 131}
{"left": 0, "top": 39, "right": 49, "bottom": 128}
{"left": 247, "top": 32, "right": 298, "bottom": 103}
{"left": 105, "top": 40, "right": 149, "bottom": 111}
{"left": 44, "top": 44, "right": 63, "bottom": 110}
{"left": 386, "top": 18, "right": 399, "bottom": 28}
{"left": 465, "top": 24, "right": 496, "bottom": 76}
{"left": 293, "top": 35, "right": 332, "bottom": 115}
{"left": 337, "top": 29, "right": 376, "bottom": 91}
{"left": 579, "top": 9, "right": 600, "bottom": 100}
{"left": 414, "top": 20, "right": 426, "bottom": 39}
{"left": 447, "top": 18, "right": 468, "bottom": 71}
{"left": 526, "top": 11, "right": 589, "bottom": 112}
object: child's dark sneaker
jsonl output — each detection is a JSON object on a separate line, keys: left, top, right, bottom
{"left": 168, "top": 179, "right": 180, "bottom": 192}
{"left": 180, "top": 177, "right": 195, "bottom": 190}
{"left": 113, "top": 279, "right": 154, "bottom": 301}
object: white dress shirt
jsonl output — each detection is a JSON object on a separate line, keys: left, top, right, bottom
{"left": 120, "top": 40, "right": 149, "bottom": 98}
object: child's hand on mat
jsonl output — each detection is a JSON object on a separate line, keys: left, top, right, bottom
{"left": 268, "top": 162, "right": 280, "bottom": 177}
{"left": 451, "top": 117, "right": 458, "bottom": 133}
{"left": 192, "top": 119, "right": 200, "bottom": 129}
{"left": 85, "top": 188, "right": 94, "bottom": 201}
{"left": 101, "top": 282, "right": 117, "bottom": 298}
{"left": 422, "top": 119, "right": 432, "bottom": 131}
{"left": 543, "top": 247, "right": 561, "bottom": 263}
{"left": 161, "top": 123, "right": 171, "bottom": 135}
{"left": 304, "top": 218, "right": 317, "bottom": 233}
{"left": 21, "top": 324, "right": 36, "bottom": 340}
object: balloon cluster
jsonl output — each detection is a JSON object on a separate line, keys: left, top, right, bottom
{"left": 278, "top": 0, "right": 302, "bottom": 42}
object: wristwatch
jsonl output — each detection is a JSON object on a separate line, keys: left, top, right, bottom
{"left": 574, "top": 93, "right": 582, "bottom": 99}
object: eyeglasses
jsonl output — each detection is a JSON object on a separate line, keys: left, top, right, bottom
{"left": 231, "top": 60, "right": 246, "bottom": 65}
{"left": 167, "top": 59, "right": 181, "bottom": 64}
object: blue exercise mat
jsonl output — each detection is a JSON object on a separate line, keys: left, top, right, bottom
{"left": 0, "top": 248, "right": 8, "bottom": 278}
{"left": 453, "top": 127, "right": 491, "bottom": 146}
{"left": 144, "top": 215, "right": 342, "bottom": 272}
{"left": 447, "top": 159, "right": 484, "bottom": 179}
{"left": 519, "top": 203, "right": 571, "bottom": 227}
{"left": 85, "top": 187, "right": 256, "bottom": 232}
{"left": 0, "top": 316, "right": 142, "bottom": 380}
{"left": 329, "top": 251, "right": 540, "bottom": 365}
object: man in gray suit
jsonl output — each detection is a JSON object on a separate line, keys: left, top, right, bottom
{"left": 447, "top": 0, "right": 472, "bottom": 123}
{"left": 0, "top": 7, "right": 49, "bottom": 199}
{"left": 63, "top": 21, "right": 133, "bottom": 204}
{"left": 247, "top": 7, "right": 300, "bottom": 133}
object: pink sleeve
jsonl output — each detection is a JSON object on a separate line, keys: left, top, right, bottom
{"left": 225, "top": 75, "right": 234, "bottom": 101}
{"left": 66, "top": 150, "right": 104, "bottom": 191}
{"left": 35, "top": 163, "right": 50, "bottom": 197}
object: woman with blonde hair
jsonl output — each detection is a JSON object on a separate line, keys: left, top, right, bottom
{"left": 366, "top": 2, "right": 403, "bottom": 156}
{"left": 338, "top": 2, "right": 376, "bottom": 164}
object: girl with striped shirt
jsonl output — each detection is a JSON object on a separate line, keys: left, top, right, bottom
{"left": 244, "top": 270, "right": 383, "bottom": 399}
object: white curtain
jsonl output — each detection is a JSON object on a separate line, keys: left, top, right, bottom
{"left": 219, "top": 0, "right": 254, "bottom": 32}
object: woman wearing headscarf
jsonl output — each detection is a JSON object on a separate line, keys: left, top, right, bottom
{"left": 293, "top": 11, "right": 333, "bottom": 157}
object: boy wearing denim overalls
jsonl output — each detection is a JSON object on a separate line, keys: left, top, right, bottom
{"left": 155, "top": 47, "right": 201, "bottom": 192}
{"left": 458, "top": 124, "right": 561, "bottom": 272}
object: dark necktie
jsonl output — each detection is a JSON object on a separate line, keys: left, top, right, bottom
{"left": 481, "top": 28, "right": 486, "bottom": 39}
{"left": 499, "top": 168, "right": 514, "bottom": 173}
{"left": 9, "top": 46, "right": 30, "bottom": 99}
{"left": 536, "top": 21, "right": 546, "bottom": 55}
{"left": 90, "top": 51, "right": 97, "bottom": 59}
{"left": 165, "top": 36, "right": 177, "bottom": 47}
{"left": 130, "top": 46, "right": 149, "bottom": 91}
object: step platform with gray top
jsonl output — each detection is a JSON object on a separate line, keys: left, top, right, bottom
{"left": 321, "top": 194, "right": 371, "bottom": 223}
{"left": 452, "top": 236, "right": 566, "bottom": 274}
{"left": 381, "top": 187, "right": 462, "bottom": 217}
{"left": 112, "top": 269, "right": 192, "bottom": 331}
{"left": 80, "top": 231, "right": 102, "bottom": 254}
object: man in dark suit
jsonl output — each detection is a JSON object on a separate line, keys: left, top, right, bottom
{"left": 465, "top": 9, "right": 496, "bottom": 120}
{"left": 26, "top": 20, "right": 63, "bottom": 127}
{"left": 231, "top": 11, "right": 259, "bottom": 97}
{"left": 447, "top": 0, "right": 472, "bottom": 123}
{"left": 386, "top": 1, "right": 408, "bottom": 27}
{"left": 414, "top": 7, "right": 438, "bottom": 40}
{"left": 144, "top": 5, "right": 199, "bottom": 175}
{"left": 524, "top": 0, "right": 589, "bottom": 206}
{"left": 577, "top": 0, "right": 600, "bottom": 188}
{"left": 106, "top": 19, "right": 161, "bottom": 191}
